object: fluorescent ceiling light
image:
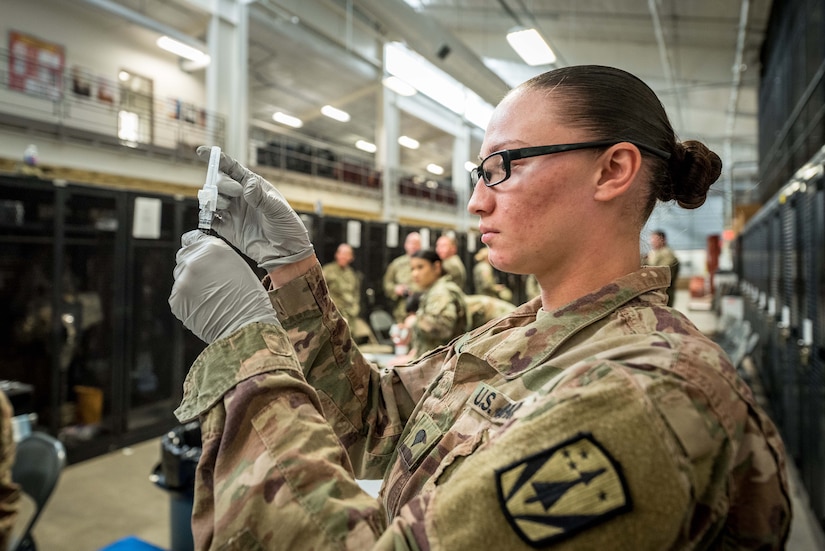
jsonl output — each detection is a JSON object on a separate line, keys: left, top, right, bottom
{"left": 398, "top": 135, "right": 420, "bottom": 149}
{"left": 156, "top": 36, "right": 210, "bottom": 64}
{"left": 387, "top": 42, "right": 464, "bottom": 113}
{"left": 464, "top": 161, "right": 477, "bottom": 172}
{"left": 273, "top": 112, "right": 303, "bottom": 128}
{"left": 464, "top": 90, "right": 494, "bottom": 130}
{"left": 506, "top": 28, "right": 556, "bottom": 66}
{"left": 382, "top": 76, "right": 417, "bottom": 97}
{"left": 321, "top": 105, "right": 350, "bottom": 122}
{"left": 356, "top": 140, "right": 377, "bottom": 153}
{"left": 426, "top": 163, "right": 444, "bottom": 176}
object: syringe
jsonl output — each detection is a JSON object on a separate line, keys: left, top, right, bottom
{"left": 197, "top": 146, "right": 221, "bottom": 232}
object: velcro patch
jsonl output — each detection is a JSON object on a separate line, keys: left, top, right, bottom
{"left": 495, "top": 432, "right": 631, "bottom": 547}
{"left": 468, "top": 383, "right": 523, "bottom": 423}
{"left": 399, "top": 412, "right": 442, "bottom": 471}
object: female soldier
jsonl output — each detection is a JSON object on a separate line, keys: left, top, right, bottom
{"left": 170, "top": 65, "right": 790, "bottom": 549}
{"left": 404, "top": 249, "right": 468, "bottom": 359}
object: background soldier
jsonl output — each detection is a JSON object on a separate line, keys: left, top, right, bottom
{"left": 382, "top": 232, "right": 421, "bottom": 323}
{"left": 643, "top": 229, "right": 680, "bottom": 306}
{"left": 473, "top": 247, "right": 513, "bottom": 302}
{"left": 322, "top": 243, "right": 361, "bottom": 329}
{"left": 435, "top": 234, "right": 467, "bottom": 291}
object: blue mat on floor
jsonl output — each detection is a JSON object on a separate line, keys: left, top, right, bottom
{"left": 99, "top": 536, "right": 166, "bottom": 551}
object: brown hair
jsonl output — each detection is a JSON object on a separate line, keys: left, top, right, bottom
{"left": 517, "top": 65, "right": 722, "bottom": 218}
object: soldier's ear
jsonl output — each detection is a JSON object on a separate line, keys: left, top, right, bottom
{"left": 593, "top": 143, "right": 641, "bottom": 202}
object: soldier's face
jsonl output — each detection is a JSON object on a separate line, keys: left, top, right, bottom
{"left": 410, "top": 258, "right": 440, "bottom": 289}
{"left": 335, "top": 246, "right": 354, "bottom": 266}
{"left": 435, "top": 238, "right": 454, "bottom": 259}
{"left": 404, "top": 234, "right": 421, "bottom": 255}
{"left": 468, "top": 88, "right": 600, "bottom": 278}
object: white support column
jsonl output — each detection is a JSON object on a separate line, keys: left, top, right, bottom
{"left": 378, "top": 86, "right": 401, "bottom": 221}
{"left": 452, "top": 124, "right": 472, "bottom": 232}
{"left": 205, "top": 0, "right": 248, "bottom": 159}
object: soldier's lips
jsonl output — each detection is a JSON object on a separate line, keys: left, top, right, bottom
{"left": 480, "top": 229, "right": 498, "bottom": 244}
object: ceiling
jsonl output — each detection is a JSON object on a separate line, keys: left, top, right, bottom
{"left": 74, "top": 0, "right": 774, "bottom": 205}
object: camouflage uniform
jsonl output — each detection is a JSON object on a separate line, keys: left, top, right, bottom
{"left": 410, "top": 275, "right": 468, "bottom": 359}
{"left": 0, "top": 391, "right": 20, "bottom": 551}
{"left": 322, "top": 261, "right": 360, "bottom": 329}
{"left": 465, "top": 294, "right": 517, "bottom": 330}
{"left": 382, "top": 254, "right": 418, "bottom": 323}
{"left": 175, "top": 264, "right": 791, "bottom": 550}
{"left": 440, "top": 255, "right": 467, "bottom": 291}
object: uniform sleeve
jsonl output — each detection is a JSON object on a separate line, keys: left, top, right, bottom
{"left": 178, "top": 262, "right": 425, "bottom": 477}
{"left": 185, "top": 321, "right": 456, "bottom": 551}
{"left": 0, "top": 391, "right": 20, "bottom": 551}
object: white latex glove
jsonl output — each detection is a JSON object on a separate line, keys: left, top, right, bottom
{"left": 196, "top": 145, "right": 314, "bottom": 270}
{"left": 169, "top": 230, "right": 280, "bottom": 344}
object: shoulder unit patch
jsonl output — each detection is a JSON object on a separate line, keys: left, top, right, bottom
{"left": 494, "top": 432, "right": 632, "bottom": 547}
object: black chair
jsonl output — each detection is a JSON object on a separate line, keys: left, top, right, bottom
{"left": 10, "top": 432, "right": 66, "bottom": 551}
{"left": 369, "top": 309, "right": 396, "bottom": 346}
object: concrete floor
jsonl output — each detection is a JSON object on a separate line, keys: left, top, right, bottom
{"left": 25, "top": 290, "right": 825, "bottom": 550}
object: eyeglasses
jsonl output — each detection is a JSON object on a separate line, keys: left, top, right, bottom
{"left": 470, "top": 139, "right": 671, "bottom": 188}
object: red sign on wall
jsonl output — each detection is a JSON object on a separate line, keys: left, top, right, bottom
{"left": 8, "top": 31, "right": 65, "bottom": 100}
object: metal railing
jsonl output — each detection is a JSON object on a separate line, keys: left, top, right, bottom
{"left": 0, "top": 47, "right": 458, "bottom": 207}
{"left": 0, "top": 48, "right": 225, "bottom": 158}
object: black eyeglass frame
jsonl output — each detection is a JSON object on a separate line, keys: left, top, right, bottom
{"left": 471, "top": 139, "right": 671, "bottom": 187}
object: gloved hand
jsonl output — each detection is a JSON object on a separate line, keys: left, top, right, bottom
{"left": 196, "top": 145, "right": 314, "bottom": 270}
{"left": 169, "top": 230, "right": 280, "bottom": 344}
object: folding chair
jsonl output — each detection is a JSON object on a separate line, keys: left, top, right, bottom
{"left": 10, "top": 432, "right": 66, "bottom": 551}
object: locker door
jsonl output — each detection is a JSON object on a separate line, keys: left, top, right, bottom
{"left": 799, "top": 182, "right": 825, "bottom": 519}
{"left": 812, "top": 185, "right": 825, "bottom": 520}
{"left": 317, "top": 217, "right": 348, "bottom": 264}
{"left": 762, "top": 211, "right": 784, "bottom": 416}
{"left": 124, "top": 192, "right": 189, "bottom": 435}
{"left": 360, "top": 221, "right": 388, "bottom": 312}
{"left": 777, "top": 198, "right": 800, "bottom": 459}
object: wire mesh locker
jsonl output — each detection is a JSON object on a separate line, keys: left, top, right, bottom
{"left": 776, "top": 196, "right": 801, "bottom": 460}
{"left": 799, "top": 181, "right": 825, "bottom": 521}
{"left": 760, "top": 210, "right": 785, "bottom": 423}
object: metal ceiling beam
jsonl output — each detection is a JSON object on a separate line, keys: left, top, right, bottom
{"left": 647, "top": 0, "right": 684, "bottom": 130}
{"left": 724, "top": 0, "right": 752, "bottom": 222}
{"left": 353, "top": 0, "right": 512, "bottom": 107}
{"left": 78, "top": 0, "right": 208, "bottom": 51}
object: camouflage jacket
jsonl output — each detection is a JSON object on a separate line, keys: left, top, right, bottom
{"left": 382, "top": 255, "right": 418, "bottom": 323}
{"left": 465, "top": 294, "right": 516, "bottom": 330}
{"left": 176, "top": 264, "right": 791, "bottom": 550}
{"left": 440, "top": 255, "right": 467, "bottom": 291}
{"left": 0, "top": 391, "right": 20, "bottom": 551}
{"left": 411, "top": 276, "right": 468, "bottom": 359}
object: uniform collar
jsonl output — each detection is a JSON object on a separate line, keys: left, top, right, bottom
{"left": 476, "top": 267, "right": 671, "bottom": 378}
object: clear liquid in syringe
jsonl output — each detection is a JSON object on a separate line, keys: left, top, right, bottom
{"left": 197, "top": 146, "right": 221, "bottom": 231}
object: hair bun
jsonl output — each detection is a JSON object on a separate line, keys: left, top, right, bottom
{"left": 665, "top": 140, "right": 722, "bottom": 209}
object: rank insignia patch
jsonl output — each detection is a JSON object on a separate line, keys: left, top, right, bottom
{"left": 495, "top": 432, "right": 631, "bottom": 547}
